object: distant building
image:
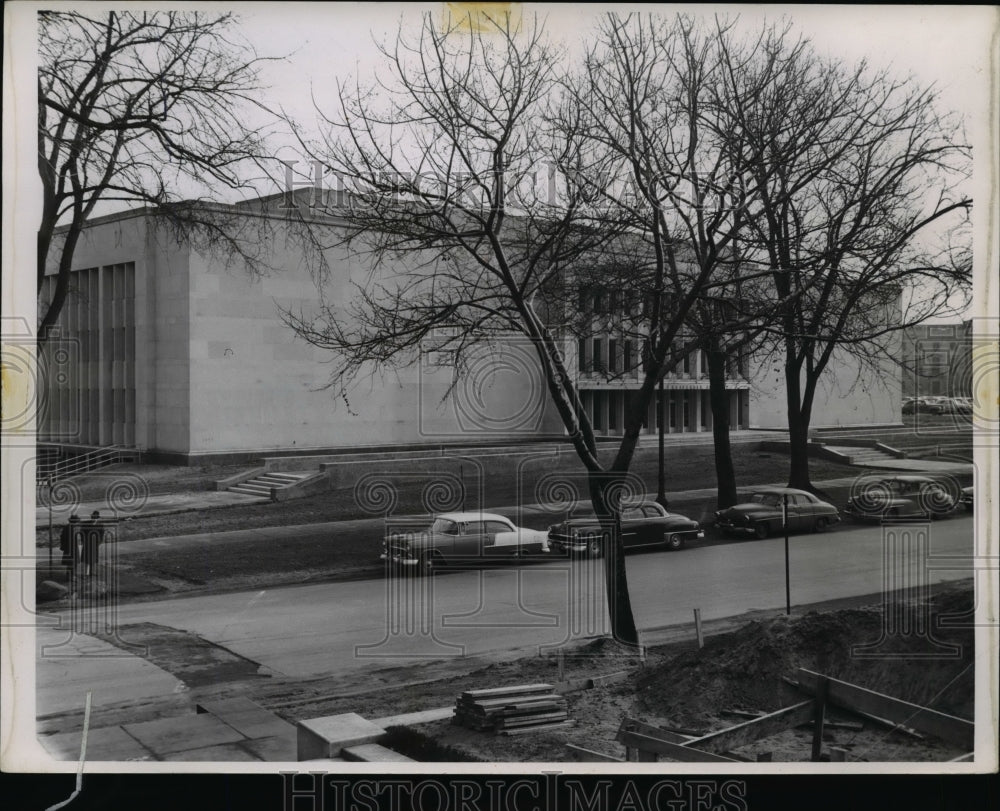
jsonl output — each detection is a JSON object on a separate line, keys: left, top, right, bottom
{"left": 38, "top": 197, "right": 902, "bottom": 462}
{"left": 900, "top": 322, "right": 972, "bottom": 398}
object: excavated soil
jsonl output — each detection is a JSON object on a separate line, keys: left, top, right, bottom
{"left": 411, "top": 584, "right": 975, "bottom": 762}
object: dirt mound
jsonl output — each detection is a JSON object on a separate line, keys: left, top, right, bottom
{"left": 636, "top": 588, "right": 974, "bottom": 728}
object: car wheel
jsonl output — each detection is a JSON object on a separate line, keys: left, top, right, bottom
{"left": 753, "top": 522, "right": 769, "bottom": 540}
{"left": 814, "top": 517, "right": 831, "bottom": 533}
{"left": 584, "top": 534, "right": 603, "bottom": 558}
{"left": 665, "top": 533, "right": 684, "bottom": 550}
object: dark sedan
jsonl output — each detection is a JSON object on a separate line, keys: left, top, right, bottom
{"left": 715, "top": 487, "right": 841, "bottom": 539}
{"left": 548, "top": 500, "right": 704, "bottom": 557}
{"left": 842, "top": 475, "right": 958, "bottom": 521}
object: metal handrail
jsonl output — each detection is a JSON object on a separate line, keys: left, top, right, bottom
{"left": 36, "top": 445, "right": 136, "bottom": 484}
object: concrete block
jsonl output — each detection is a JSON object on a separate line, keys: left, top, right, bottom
{"left": 296, "top": 713, "right": 385, "bottom": 761}
{"left": 123, "top": 713, "right": 245, "bottom": 756}
{"left": 341, "top": 744, "right": 416, "bottom": 763}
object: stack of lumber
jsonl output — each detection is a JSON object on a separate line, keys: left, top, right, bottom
{"left": 453, "top": 684, "right": 572, "bottom": 734}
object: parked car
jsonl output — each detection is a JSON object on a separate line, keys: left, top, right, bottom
{"left": 905, "top": 397, "right": 948, "bottom": 415}
{"left": 950, "top": 397, "right": 973, "bottom": 414}
{"left": 714, "top": 487, "right": 841, "bottom": 539}
{"left": 547, "top": 500, "right": 704, "bottom": 557}
{"left": 381, "top": 512, "right": 549, "bottom": 574}
{"left": 843, "top": 475, "right": 958, "bottom": 521}
{"left": 960, "top": 486, "right": 974, "bottom": 512}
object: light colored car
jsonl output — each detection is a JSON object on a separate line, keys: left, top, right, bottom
{"left": 843, "top": 475, "right": 958, "bottom": 521}
{"left": 715, "top": 487, "right": 841, "bottom": 539}
{"left": 381, "top": 511, "right": 549, "bottom": 574}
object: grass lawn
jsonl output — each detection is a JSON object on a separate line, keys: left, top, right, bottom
{"left": 54, "top": 442, "right": 867, "bottom": 544}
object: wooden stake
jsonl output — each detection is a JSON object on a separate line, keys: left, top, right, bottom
{"left": 693, "top": 608, "right": 704, "bottom": 649}
{"left": 811, "top": 676, "right": 829, "bottom": 762}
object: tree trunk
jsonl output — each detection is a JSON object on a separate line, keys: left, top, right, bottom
{"left": 588, "top": 470, "right": 640, "bottom": 649}
{"left": 706, "top": 345, "right": 738, "bottom": 509}
{"left": 784, "top": 359, "right": 813, "bottom": 491}
{"left": 38, "top": 222, "right": 83, "bottom": 347}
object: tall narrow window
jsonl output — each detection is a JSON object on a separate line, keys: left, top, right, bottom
{"left": 609, "top": 339, "right": 618, "bottom": 373}
{"left": 592, "top": 338, "right": 603, "bottom": 372}
{"left": 623, "top": 340, "right": 633, "bottom": 372}
{"left": 592, "top": 390, "right": 604, "bottom": 430}
{"left": 593, "top": 288, "right": 605, "bottom": 314}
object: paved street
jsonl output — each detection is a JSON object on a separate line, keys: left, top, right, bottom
{"left": 36, "top": 514, "right": 975, "bottom": 721}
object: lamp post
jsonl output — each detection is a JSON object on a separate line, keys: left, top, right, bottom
{"left": 783, "top": 493, "right": 791, "bottom": 616}
{"left": 656, "top": 375, "right": 667, "bottom": 507}
{"left": 47, "top": 474, "right": 53, "bottom": 569}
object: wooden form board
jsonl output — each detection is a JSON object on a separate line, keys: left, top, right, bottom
{"left": 619, "top": 731, "right": 740, "bottom": 763}
{"left": 683, "top": 701, "right": 816, "bottom": 754}
{"left": 796, "top": 669, "right": 974, "bottom": 751}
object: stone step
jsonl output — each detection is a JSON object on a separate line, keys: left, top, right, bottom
{"left": 297, "top": 713, "right": 386, "bottom": 761}
{"left": 230, "top": 483, "right": 273, "bottom": 496}
{"left": 341, "top": 743, "right": 416, "bottom": 763}
{"left": 257, "top": 475, "right": 302, "bottom": 486}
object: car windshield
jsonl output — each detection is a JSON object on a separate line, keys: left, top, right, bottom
{"left": 750, "top": 493, "right": 782, "bottom": 508}
{"left": 429, "top": 518, "right": 459, "bottom": 535}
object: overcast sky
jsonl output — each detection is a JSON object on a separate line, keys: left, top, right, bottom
{"left": 238, "top": 3, "right": 993, "bottom": 126}
{"left": 7, "top": 3, "right": 997, "bottom": 322}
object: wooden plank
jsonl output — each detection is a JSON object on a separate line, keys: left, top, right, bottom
{"left": 460, "top": 695, "right": 563, "bottom": 710}
{"left": 566, "top": 743, "right": 625, "bottom": 763}
{"left": 811, "top": 677, "right": 829, "bottom": 762}
{"left": 461, "top": 684, "right": 553, "bottom": 700}
{"left": 796, "top": 669, "right": 973, "bottom": 750}
{"left": 617, "top": 717, "right": 691, "bottom": 745}
{"left": 721, "top": 709, "right": 765, "bottom": 720}
{"left": 497, "top": 713, "right": 569, "bottom": 728}
{"left": 588, "top": 671, "right": 634, "bottom": 688}
{"left": 683, "top": 701, "right": 815, "bottom": 754}
{"left": 620, "top": 732, "right": 739, "bottom": 763}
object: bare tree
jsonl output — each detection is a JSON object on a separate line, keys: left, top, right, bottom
{"left": 37, "top": 10, "right": 276, "bottom": 343}
{"left": 280, "top": 10, "right": 744, "bottom": 647}
{"left": 715, "top": 27, "right": 972, "bottom": 490}
{"left": 565, "top": 15, "right": 802, "bottom": 511}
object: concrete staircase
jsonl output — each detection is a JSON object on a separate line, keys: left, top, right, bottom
{"left": 228, "top": 471, "right": 311, "bottom": 498}
{"left": 824, "top": 445, "right": 902, "bottom": 467}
